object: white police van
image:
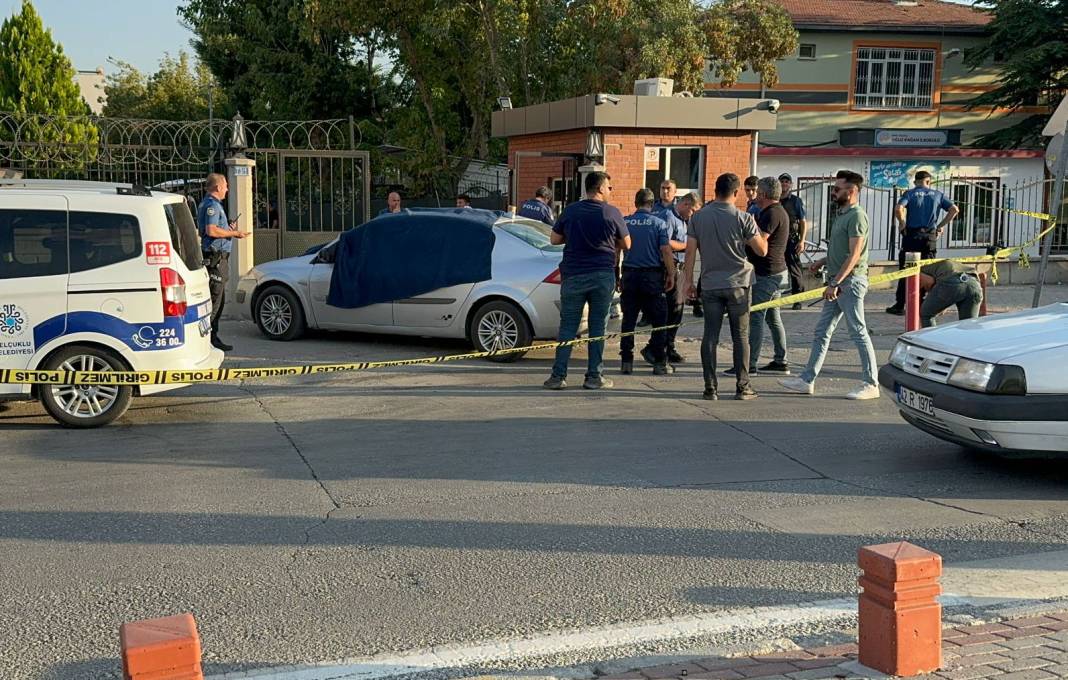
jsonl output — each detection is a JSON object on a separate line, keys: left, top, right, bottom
{"left": 0, "top": 180, "right": 223, "bottom": 427}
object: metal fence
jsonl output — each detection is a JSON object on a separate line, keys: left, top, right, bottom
{"left": 794, "top": 176, "right": 1066, "bottom": 260}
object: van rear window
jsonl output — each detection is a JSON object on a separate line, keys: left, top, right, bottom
{"left": 164, "top": 201, "right": 204, "bottom": 271}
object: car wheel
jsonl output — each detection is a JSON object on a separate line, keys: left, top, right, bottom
{"left": 255, "top": 285, "right": 306, "bottom": 341}
{"left": 471, "top": 300, "right": 532, "bottom": 362}
{"left": 38, "top": 345, "right": 133, "bottom": 428}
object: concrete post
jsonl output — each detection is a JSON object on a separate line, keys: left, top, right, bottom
{"left": 578, "top": 163, "right": 605, "bottom": 199}
{"left": 224, "top": 157, "right": 256, "bottom": 304}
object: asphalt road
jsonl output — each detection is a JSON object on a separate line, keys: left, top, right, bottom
{"left": 1, "top": 286, "right": 1067, "bottom": 679}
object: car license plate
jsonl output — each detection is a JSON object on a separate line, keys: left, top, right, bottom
{"left": 897, "top": 385, "right": 934, "bottom": 416}
{"left": 198, "top": 316, "right": 212, "bottom": 337}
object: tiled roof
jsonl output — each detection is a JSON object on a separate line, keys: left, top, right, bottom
{"left": 775, "top": 0, "right": 990, "bottom": 31}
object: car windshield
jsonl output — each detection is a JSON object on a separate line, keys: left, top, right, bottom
{"left": 497, "top": 219, "right": 562, "bottom": 251}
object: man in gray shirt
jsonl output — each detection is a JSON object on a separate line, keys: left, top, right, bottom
{"left": 682, "top": 173, "right": 768, "bottom": 401}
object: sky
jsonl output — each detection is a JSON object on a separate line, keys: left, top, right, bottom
{"left": 6, "top": 0, "right": 197, "bottom": 73}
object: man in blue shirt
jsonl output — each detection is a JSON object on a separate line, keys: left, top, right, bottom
{"left": 377, "top": 191, "right": 402, "bottom": 216}
{"left": 653, "top": 193, "right": 698, "bottom": 363}
{"left": 779, "top": 173, "right": 808, "bottom": 309}
{"left": 619, "top": 188, "right": 675, "bottom": 376}
{"left": 517, "top": 186, "right": 555, "bottom": 226}
{"left": 544, "top": 171, "right": 631, "bottom": 390}
{"left": 886, "top": 170, "right": 959, "bottom": 315}
{"left": 197, "top": 172, "right": 248, "bottom": 351}
{"left": 744, "top": 176, "right": 761, "bottom": 218}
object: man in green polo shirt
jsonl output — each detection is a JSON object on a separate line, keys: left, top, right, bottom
{"left": 780, "top": 170, "right": 880, "bottom": 400}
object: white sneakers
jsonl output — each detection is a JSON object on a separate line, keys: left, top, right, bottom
{"left": 846, "top": 383, "right": 882, "bottom": 400}
{"left": 779, "top": 377, "right": 881, "bottom": 400}
{"left": 779, "top": 377, "right": 814, "bottom": 394}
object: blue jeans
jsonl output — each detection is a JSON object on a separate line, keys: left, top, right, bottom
{"left": 551, "top": 270, "right": 615, "bottom": 379}
{"left": 749, "top": 271, "right": 788, "bottom": 369}
{"left": 800, "top": 274, "right": 878, "bottom": 386}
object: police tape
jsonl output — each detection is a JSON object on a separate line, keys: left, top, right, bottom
{"left": 0, "top": 222, "right": 1057, "bottom": 387}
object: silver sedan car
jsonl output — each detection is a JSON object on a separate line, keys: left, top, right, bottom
{"left": 235, "top": 213, "right": 578, "bottom": 361}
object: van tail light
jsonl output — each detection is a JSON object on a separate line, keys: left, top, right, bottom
{"left": 160, "top": 267, "right": 188, "bottom": 317}
{"left": 542, "top": 268, "right": 562, "bottom": 285}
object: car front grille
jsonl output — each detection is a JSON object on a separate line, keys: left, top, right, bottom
{"left": 900, "top": 345, "right": 958, "bottom": 384}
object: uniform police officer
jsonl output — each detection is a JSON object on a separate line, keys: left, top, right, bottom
{"left": 652, "top": 192, "right": 696, "bottom": 361}
{"left": 779, "top": 174, "right": 808, "bottom": 309}
{"left": 619, "top": 188, "right": 675, "bottom": 375}
{"left": 198, "top": 172, "right": 247, "bottom": 351}
{"left": 887, "top": 170, "right": 959, "bottom": 315}
{"left": 918, "top": 260, "right": 983, "bottom": 327}
{"left": 518, "top": 186, "right": 556, "bottom": 226}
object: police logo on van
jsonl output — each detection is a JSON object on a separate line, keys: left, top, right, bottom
{"left": 1, "top": 304, "right": 27, "bottom": 337}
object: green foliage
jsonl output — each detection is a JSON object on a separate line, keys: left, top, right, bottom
{"left": 702, "top": 0, "right": 798, "bottom": 88}
{"left": 963, "top": 0, "right": 1068, "bottom": 149}
{"left": 0, "top": 0, "right": 97, "bottom": 155}
{"left": 103, "top": 52, "right": 228, "bottom": 121}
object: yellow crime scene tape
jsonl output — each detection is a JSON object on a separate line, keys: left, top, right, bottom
{"left": 1, "top": 213, "right": 1059, "bottom": 387}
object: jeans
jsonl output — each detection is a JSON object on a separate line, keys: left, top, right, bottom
{"left": 894, "top": 230, "right": 937, "bottom": 308}
{"left": 551, "top": 270, "right": 615, "bottom": 379}
{"left": 920, "top": 276, "right": 983, "bottom": 327}
{"left": 620, "top": 269, "right": 668, "bottom": 362}
{"left": 700, "top": 287, "right": 751, "bottom": 393}
{"left": 749, "top": 271, "right": 789, "bottom": 369}
{"left": 800, "top": 274, "right": 878, "bottom": 386}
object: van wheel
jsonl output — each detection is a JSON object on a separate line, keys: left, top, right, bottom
{"left": 38, "top": 345, "right": 133, "bottom": 428}
{"left": 471, "top": 300, "right": 531, "bottom": 362}
{"left": 255, "top": 285, "right": 305, "bottom": 341}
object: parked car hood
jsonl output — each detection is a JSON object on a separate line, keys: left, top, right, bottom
{"left": 903, "top": 302, "right": 1068, "bottom": 363}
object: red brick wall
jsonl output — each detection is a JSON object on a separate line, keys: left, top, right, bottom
{"left": 507, "top": 128, "right": 753, "bottom": 213}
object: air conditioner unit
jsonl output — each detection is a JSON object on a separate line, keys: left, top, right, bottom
{"left": 634, "top": 78, "right": 673, "bottom": 97}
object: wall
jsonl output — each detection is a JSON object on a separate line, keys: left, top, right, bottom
{"left": 507, "top": 129, "right": 587, "bottom": 206}
{"left": 705, "top": 31, "right": 1038, "bottom": 146}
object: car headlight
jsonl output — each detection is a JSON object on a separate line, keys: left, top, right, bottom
{"left": 889, "top": 341, "right": 910, "bottom": 369}
{"left": 948, "top": 360, "right": 1027, "bottom": 395}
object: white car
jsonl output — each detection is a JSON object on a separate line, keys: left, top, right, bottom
{"left": 0, "top": 180, "right": 223, "bottom": 427}
{"left": 879, "top": 303, "right": 1068, "bottom": 456}
{"left": 236, "top": 210, "right": 582, "bottom": 361}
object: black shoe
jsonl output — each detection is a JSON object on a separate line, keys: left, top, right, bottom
{"left": 702, "top": 388, "right": 718, "bottom": 401}
{"left": 791, "top": 302, "right": 802, "bottom": 311}
{"left": 758, "top": 361, "right": 790, "bottom": 374}
{"left": 885, "top": 305, "right": 905, "bottom": 316}
{"left": 583, "top": 376, "right": 614, "bottom": 390}
{"left": 211, "top": 337, "right": 233, "bottom": 351}
{"left": 543, "top": 375, "right": 567, "bottom": 390}
{"left": 620, "top": 361, "right": 633, "bottom": 375}
{"left": 736, "top": 386, "right": 758, "bottom": 400}
{"left": 667, "top": 349, "right": 685, "bottom": 364}
{"left": 640, "top": 346, "right": 657, "bottom": 366}
{"left": 653, "top": 363, "right": 672, "bottom": 376}
{"left": 692, "top": 304, "right": 704, "bottom": 318}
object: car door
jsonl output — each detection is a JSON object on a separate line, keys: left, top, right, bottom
{"left": 306, "top": 243, "right": 393, "bottom": 328}
{"left": 0, "top": 196, "right": 70, "bottom": 395}
{"left": 392, "top": 283, "right": 477, "bottom": 329}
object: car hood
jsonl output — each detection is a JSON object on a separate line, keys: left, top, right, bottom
{"left": 903, "top": 302, "right": 1068, "bottom": 363}
{"left": 245, "top": 254, "right": 316, "bottom": 279}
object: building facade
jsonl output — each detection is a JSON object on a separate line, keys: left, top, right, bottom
{"left": 705, "top": 0, "right": 1052, "bottom": 259}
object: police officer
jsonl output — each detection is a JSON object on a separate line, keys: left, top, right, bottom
{"left": 198, "top": 172, "right": 247, "bottom": 351}
{"left": 518, "top": 186, "right": 555, "bottom": 226}
{"left": 619, "top": 188, "right": 675, "bottom": 375}
{"left": 918, "top": 260, "right": 983, "bottom": 327}
{"left": 779, "top": 174, "right": 808, "bottom": 310}
{"left": 652, "top": 192, "right": 696, "bottom": 362}
{"left": 887, "top": 170, "right": 960, "bottom": 315}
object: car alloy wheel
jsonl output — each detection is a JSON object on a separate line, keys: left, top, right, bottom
{"left": 49, "top": 354, "right": 121, "bottom": 419}
{"left": 259, "top": 293, "right": 293, "bottom": 336}
{"left": 477, "top": 309, "right": 520, "bottom": 351}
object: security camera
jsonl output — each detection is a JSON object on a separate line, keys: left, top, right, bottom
{"left": 765, "top": 99, "right": 781, "bottom": 113}
{"left": 595, "top": 93, "right": 621, "bottom": 106}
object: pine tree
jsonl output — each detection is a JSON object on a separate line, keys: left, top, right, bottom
{"left": 0, "top": 0, "right": 97, "bottom": 158}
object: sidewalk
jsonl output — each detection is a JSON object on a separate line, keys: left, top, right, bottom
{"left": 604, "top": 613, "right": 1068, "bottom": 680}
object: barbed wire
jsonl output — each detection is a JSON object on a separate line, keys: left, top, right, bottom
{"left": 0, "top": 112, "right": 357, "bottom": 166}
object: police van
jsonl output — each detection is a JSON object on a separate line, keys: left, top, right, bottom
{"left": 0, "top": 180, "right": 223, "bottom": 427}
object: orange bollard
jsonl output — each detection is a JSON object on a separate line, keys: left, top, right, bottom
{"left": 120, "top": 613, "right": 203, "bottom": 680}
{"left": 904, "top": 252, "right": 921, "bottom": 331}
{"left": 978, "top": 272, "right": 988, "bottom": 316}
{"left": 858, "top": 542, "right": 942, "bottom": 677}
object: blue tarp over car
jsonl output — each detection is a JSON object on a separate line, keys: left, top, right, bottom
{"left": 327, "top": 209, "right": 497, "bottom": 309}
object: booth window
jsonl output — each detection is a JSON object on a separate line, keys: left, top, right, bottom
{"left": 643, "top": 146, "right": 704, "bottom": 196}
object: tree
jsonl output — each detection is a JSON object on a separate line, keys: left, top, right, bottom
{"left": 963, "top": 0, "right": 1067, "bottom": 149}
{"left": 103, "top": 52, "right": 229, "bottom": 121}
{"left": 702, "top": 0, "right": 798, "bottom": 88}
{"left": 0, "top": 0, "right": 96, "bottom": 154}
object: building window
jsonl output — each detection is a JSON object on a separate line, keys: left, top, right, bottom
{"left": 643, "top": 146, "right": 704, "bottom": 196}
{"left": 853, "top": 46, "right": 936, "bottom": 110}
{"left": 799, "top": 44, "right": 817, "bottom": 60}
